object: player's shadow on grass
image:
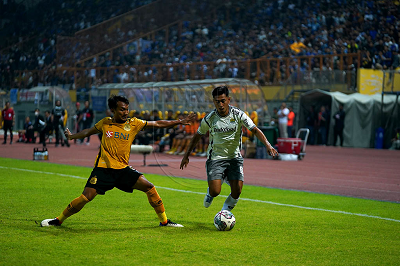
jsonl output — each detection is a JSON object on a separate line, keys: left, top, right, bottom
{"left": 30, "top": 219, "right": 216, "bottom": 233}
{"left": 33, "top": 224, "right": 159, "bottom": 235}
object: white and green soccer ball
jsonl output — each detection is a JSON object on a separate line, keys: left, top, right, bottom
{"left": 214, "top": 210, "right": 236, "bottom": 231}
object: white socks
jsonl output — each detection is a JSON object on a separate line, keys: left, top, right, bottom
{"left": 204, "top": 187, "right": 214, "bottom": 208}
{"left": 222, "top": 194, "right": 238, "bottom": 211}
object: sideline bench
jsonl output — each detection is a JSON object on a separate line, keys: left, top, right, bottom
{"left": 130, "top": 145, "right": 168, "bottom": 167}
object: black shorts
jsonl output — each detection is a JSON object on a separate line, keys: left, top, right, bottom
{"left": 3, "top": 120, "right": 13, "bottom": 131}
{"left": 86, "top": 167, "right": 143, "bottom": 195}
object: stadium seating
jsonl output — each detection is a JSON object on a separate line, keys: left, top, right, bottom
{"left": 1, "top": 0, "right": 399, "bottom": 90}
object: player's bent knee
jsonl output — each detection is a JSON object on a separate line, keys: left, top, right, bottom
{"left": 134, "top": 175, "right": 154, "bottom": 192}
{"left": 82, "top": 187, "right": 97, "bottom": 201}
{"left": 209, "top": 189, "right": 221, "bottom": 197}
{"left": 144, "top": 183, "right": 155, "bottom": 192}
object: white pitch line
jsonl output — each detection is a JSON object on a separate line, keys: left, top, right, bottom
{"left": 157, "top": 187, "right": 400, "bottom": 223}
{"left": 0, "top": 166, "right": 86, "bottom": 180}
{"left": 1, "top": 165, "right": 400, "bottom": 223}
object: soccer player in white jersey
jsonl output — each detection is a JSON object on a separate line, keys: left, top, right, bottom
{"left": 180, "top": 86, "right": 278, "bottom": 211}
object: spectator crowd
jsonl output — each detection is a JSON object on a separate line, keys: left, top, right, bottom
{"left": 1, "top": 0, "right": 399, "bottom": 90}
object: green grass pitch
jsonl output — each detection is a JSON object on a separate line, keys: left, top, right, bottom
{"left": 0, "top": 157, "right": 399, "bottom": 265}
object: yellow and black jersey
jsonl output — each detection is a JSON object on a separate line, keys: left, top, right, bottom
{"left": 94, "top": 117, "right": 147, "bottom": 169}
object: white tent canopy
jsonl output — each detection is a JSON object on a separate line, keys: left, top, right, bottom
{"left": 298, "top": 90, "right": 400, "bottom": 148}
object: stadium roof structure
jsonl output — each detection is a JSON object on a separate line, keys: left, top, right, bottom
{"left": 98, "top": 78, "right": 257, "bottom": 89}
{"left": 97, "top": 78, "right": 267, "bottom": 119}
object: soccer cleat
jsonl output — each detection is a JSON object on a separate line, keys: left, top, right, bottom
{"left": 159, "top": 219, "right": 184, "bottom": 227}
{"left": 203, "top": 188, "right": 214, "bottom": 208}
{"left": 40, "top": 218, "right": 62, "bottom": 227}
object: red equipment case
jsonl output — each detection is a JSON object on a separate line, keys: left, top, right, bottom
{"left": 277, "top": 138, "right": 302, "bottom": 154}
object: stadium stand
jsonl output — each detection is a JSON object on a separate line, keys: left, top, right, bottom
{"left": 1, "top": 0, "right": 399, "bottom": 90}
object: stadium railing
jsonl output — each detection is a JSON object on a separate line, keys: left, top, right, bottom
{"left": 5, "top": 53, "right": 361, "bottom": 90}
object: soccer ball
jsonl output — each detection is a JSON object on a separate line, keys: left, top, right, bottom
{"left": 214, "top": 210, "right": 236, "bottom": 231}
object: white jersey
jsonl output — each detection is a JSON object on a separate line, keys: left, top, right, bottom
{"left": 197, "top": 106, "right": 256, "bottom": 160}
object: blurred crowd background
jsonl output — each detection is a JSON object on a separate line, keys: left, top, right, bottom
{"left": 0, "top": 0, "right": 399, "bottom": 89}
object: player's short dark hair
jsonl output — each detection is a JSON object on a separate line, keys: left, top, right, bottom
{"left": 212, "top": 86, "right": 229, "bottom": 98}
{"left": 108, "top": 95, "right": 129, "bottom": 110}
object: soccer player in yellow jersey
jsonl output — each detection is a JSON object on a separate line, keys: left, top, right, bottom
{"left": 41, "top": 95, "right": 196, "bottom": 227}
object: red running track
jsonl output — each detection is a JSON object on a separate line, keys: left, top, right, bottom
{"left": 1, "top": 136, "right": 399, "bottom": 202}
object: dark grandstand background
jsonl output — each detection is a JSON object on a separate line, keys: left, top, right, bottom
{"left": 1, "top": 0, "right": 399, "bottom": 89}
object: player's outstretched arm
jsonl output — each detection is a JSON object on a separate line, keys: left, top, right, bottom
{"left": 146, "top": 113, "right": 197, "bottom": 128}
{"left": 251, "top": 127, "right": 279, "bottom": 157}
{"left": 64, "top": 127, "right": 99, "bottom": 140}
{"left": 180, "top": 133, "right": 202, "bottom": 169}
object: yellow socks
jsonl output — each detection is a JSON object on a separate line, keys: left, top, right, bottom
{"left": 57, "top": 194, "right": 90, "bottom": 223}
{"left": 146, "top": 186, "right": 167, "bottom": 224}
{"left": 158, "top": 212, "right": 168, "bottom": 225}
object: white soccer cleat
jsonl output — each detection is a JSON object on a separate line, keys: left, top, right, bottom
{"left": 40, "top": 218, "right": 62, "bottom": 227}
{"left": 159, "top": 219, "right": 184, "bottom": 227}
{"left": 203, "top": 188, "right": 214, "bottom": 208}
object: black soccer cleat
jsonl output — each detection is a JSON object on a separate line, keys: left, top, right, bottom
{"left": 159, "top": 219, "right": 183, "bottom": 227}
